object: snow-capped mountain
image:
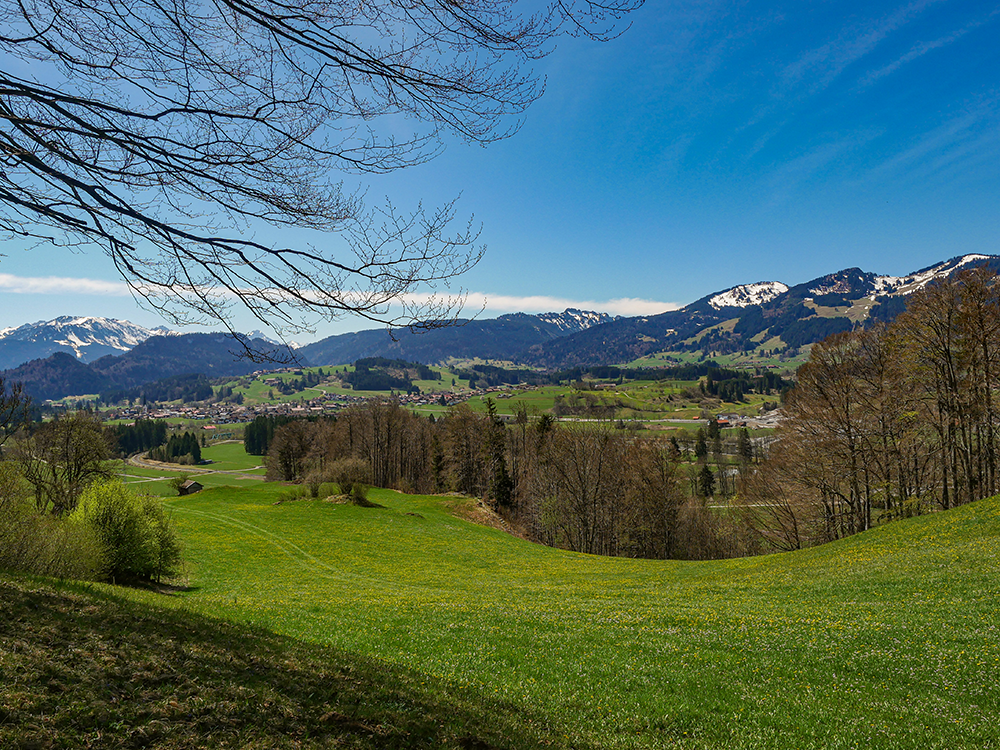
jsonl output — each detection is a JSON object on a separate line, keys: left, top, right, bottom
{"left": 519, "top": 254, "right": 1000, "bottom": 368}
{"left": 872, "top": 254, "right": 995, "bottom": 297}
{"left": 534, "top": 308, "right": 617, "bottom": 333}
{"left": 244, "top": 329, "right": 304, "bottom": 349}
{"left": 0, "top": 316, "right": 175, "bottom": 370}
{"left": 709, "top": 282, "right": 789, "bottom": 309}
{"left": 6, "top": 255, "right": 1000, "bottom": 376}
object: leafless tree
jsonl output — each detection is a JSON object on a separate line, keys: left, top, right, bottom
{"left": 265, "top": 419, "right": 316, "bottom": 481}
{"left": 13, "top": 410, "right": 116, "bottom": 515}
{"left": 1, "top": 0, "right": 641, "bottom": 340}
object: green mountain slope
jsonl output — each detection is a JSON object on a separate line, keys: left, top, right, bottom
{"left": 4, "top": 487, "right": 999, "bottom": 748}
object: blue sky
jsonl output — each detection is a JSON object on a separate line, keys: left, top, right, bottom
{"left": 2, "top": 0, "right": 999, "bottom": 340}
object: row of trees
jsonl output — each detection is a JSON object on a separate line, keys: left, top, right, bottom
{"left": 740, "top": 268, "right": 1000, "bottom": 548}
{"left": 113, "top": 420, "right": 169, "bottom": 456}
{"left": 148, "top": 432, "right": 202, "bottom": 465}
{"left": 265, "top": 400, "right": 755, "bottom": 560}
{"left": 244, "top": 415, "right": 301, "bottom": 456}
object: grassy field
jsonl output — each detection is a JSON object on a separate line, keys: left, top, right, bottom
{"left": 456, "top": 380, "right": 771, "bottom": 423}
{"left": 215, "top": 365, "right": 477, "bottom": 406}
{"left": 4, "top": 483, "right": 998, "bottom": 748}
{"left": 626, "top": 350, "right": 808, "bottom": 373}
{"left": 118, "top": 441, "right": 267, "bottom": 497}
{"left": 199, "top": 441, "right": 265, "bottom": 472}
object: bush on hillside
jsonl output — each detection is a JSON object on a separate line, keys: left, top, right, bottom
{"left": 276, "top": 485, "right": 311, "bottom": 503}
{"left": 328, "top": 458, "right": 371, "bottom": 498}
{"left": 0, "top": 463, "right": 106, "bottom": 580}
{"left": 71, "top": 481, "right": 182, "bottom": 583}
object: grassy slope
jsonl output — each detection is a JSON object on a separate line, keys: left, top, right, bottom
{"left": 4, "top": 487, "right": 1000, "bottom": 749}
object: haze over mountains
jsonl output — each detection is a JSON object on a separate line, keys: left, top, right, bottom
{"left": 4, "top": 254, "right": 997, "bottom": 401}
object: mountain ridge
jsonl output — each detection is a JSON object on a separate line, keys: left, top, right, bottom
{"left": 3, "top": 255, "right": 997, "bottom": 399}
{"left": 0, "top": 316, "right": 176, "bottom": 370}
{"left": 515, "top": 254, "right": 1000, "bottom": 367}
{"left": 3, "top": 333, "right": 300, "bottom": 402}
{"left": 295, "top": 308, "right": 616, "bottom": 366}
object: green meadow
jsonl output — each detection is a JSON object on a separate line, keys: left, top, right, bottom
{"left": 199, "top": 441, "right": 266, "bottom": 472}
{"left": 120, "top": 441, "right": 266, "bottom": 496}
{"left": 5, "top": 482, "right": 997, "bottom": 748}
{"left": 459, "top": 380, "right": 767, "bottom": 423}
{"left": 217, "top": 365, "right": 476, "bottom": 406}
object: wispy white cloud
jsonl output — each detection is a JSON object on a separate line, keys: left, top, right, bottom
{"left": 862, "top": 97, "right": 1000, "bottom": 183}
{"left": 858, "top": 9, "right": 1000, "bottom": 90}
{"left": 0, "top": 273, "right": 131, "bottom": 296}
{"left": 781, "top": 0, "right": 946, "bottom": 94}
{"left": 0, "top": 273, "right": 680, "bottom": 318}
{"left": 461, "top": 293, "right": 680, "bottom": 317}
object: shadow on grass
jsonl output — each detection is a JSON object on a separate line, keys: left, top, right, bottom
{"left": 128, "top": 580, "right": 201, "bottom": 596}
{"left": 0, "top": 576, "right": 583, "bottom": 750}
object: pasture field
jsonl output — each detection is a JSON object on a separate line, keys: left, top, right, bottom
{"left": 118, "top": 441, "right": 267, "bottom": 497}
{"left": 217, "top": 364, "right": 476, "bottom": 406}
{"left": 123, "top": 471, "right": 266, "bottom": 497}
{"left": 626, "top": 349, "right": 807, "bottom": 373}
{"left": 9, "top": 483, "right": 994, "bottom": 748}
{"left": 463, "top": 385, "right": 565, "bottom": 415}
{"left": 199, "top": 440, "right": 265, "bottom": 472}
{"left": 173, "top": 488, "right": 1000, "bottom": 748}
{"left": 459, "top": 380, "right": 768, "bottom": 423}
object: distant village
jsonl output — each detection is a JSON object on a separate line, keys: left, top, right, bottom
{"left": 102, "top": 368, "right": 535, "bottom": 425}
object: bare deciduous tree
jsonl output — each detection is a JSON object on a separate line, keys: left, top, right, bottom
{"left": 13, "top": 411, "right": 116, "bottom": 515}
{"left": 0, "top": 0, "right": 641, "bottom": 339}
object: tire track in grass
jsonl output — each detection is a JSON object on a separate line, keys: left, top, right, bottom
{"left": 169, "top": 504, "right": 447, "bottom": 596}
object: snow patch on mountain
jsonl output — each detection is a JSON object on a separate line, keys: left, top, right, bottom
{"left": 0, "top": 316, "right": 176, "bottom": 361}
{"left": 242, "top": 330, "right": 304, "bottom": 349}
{"left": 874, "top": 254, "right": 993, "bottom": 296}
{"left": 709, "top": 282, "right": 789, "bottom": 309}
{"left": 535, "top": 308, "right": 616, "bottom": 333}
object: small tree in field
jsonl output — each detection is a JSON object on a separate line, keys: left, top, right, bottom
{"left": 328, "top": 457, "right": 373, "bottom": 503}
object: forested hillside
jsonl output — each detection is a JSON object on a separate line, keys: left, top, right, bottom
{"left": 3, "top": 333, "right": 302, "bottom": 401}
{"left": 298, "top": 310, "right": 613, "bottom": 365}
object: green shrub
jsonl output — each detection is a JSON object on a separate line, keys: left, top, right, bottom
{"left": 0, "top": 463, "right": 105, "bottom": 580}
{"left": 328, "top": 457, "right": 371, "bottom": 497}
{"left": 349, "top": 483, "right": 375, "bottom": 506}
{"left": 71, "top": 481, "right": 182, "bottom": 583}
{"left": 0, "top": 502, "right": 106, "bottom": 580}
{"left": 276, "top": 485, "right": 311, "bottom": 503}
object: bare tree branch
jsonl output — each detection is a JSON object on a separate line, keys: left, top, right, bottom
{"left": 0, "top": 0, "right": 642, "bottom": 341}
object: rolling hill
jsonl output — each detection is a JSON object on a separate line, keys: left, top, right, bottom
{"left": 3, "top": 332, "right": 303, "bottom": 401}
{"left": 3, "top": 484, "right": 999, "bottom": 748}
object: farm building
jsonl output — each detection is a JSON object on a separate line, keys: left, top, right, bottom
{"left": 177, "top": 479, "right": 203, "bottom": 496}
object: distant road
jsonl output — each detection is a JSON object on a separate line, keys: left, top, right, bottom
{"left": 126, "top": 454, "right": 265, "bottom": 482}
